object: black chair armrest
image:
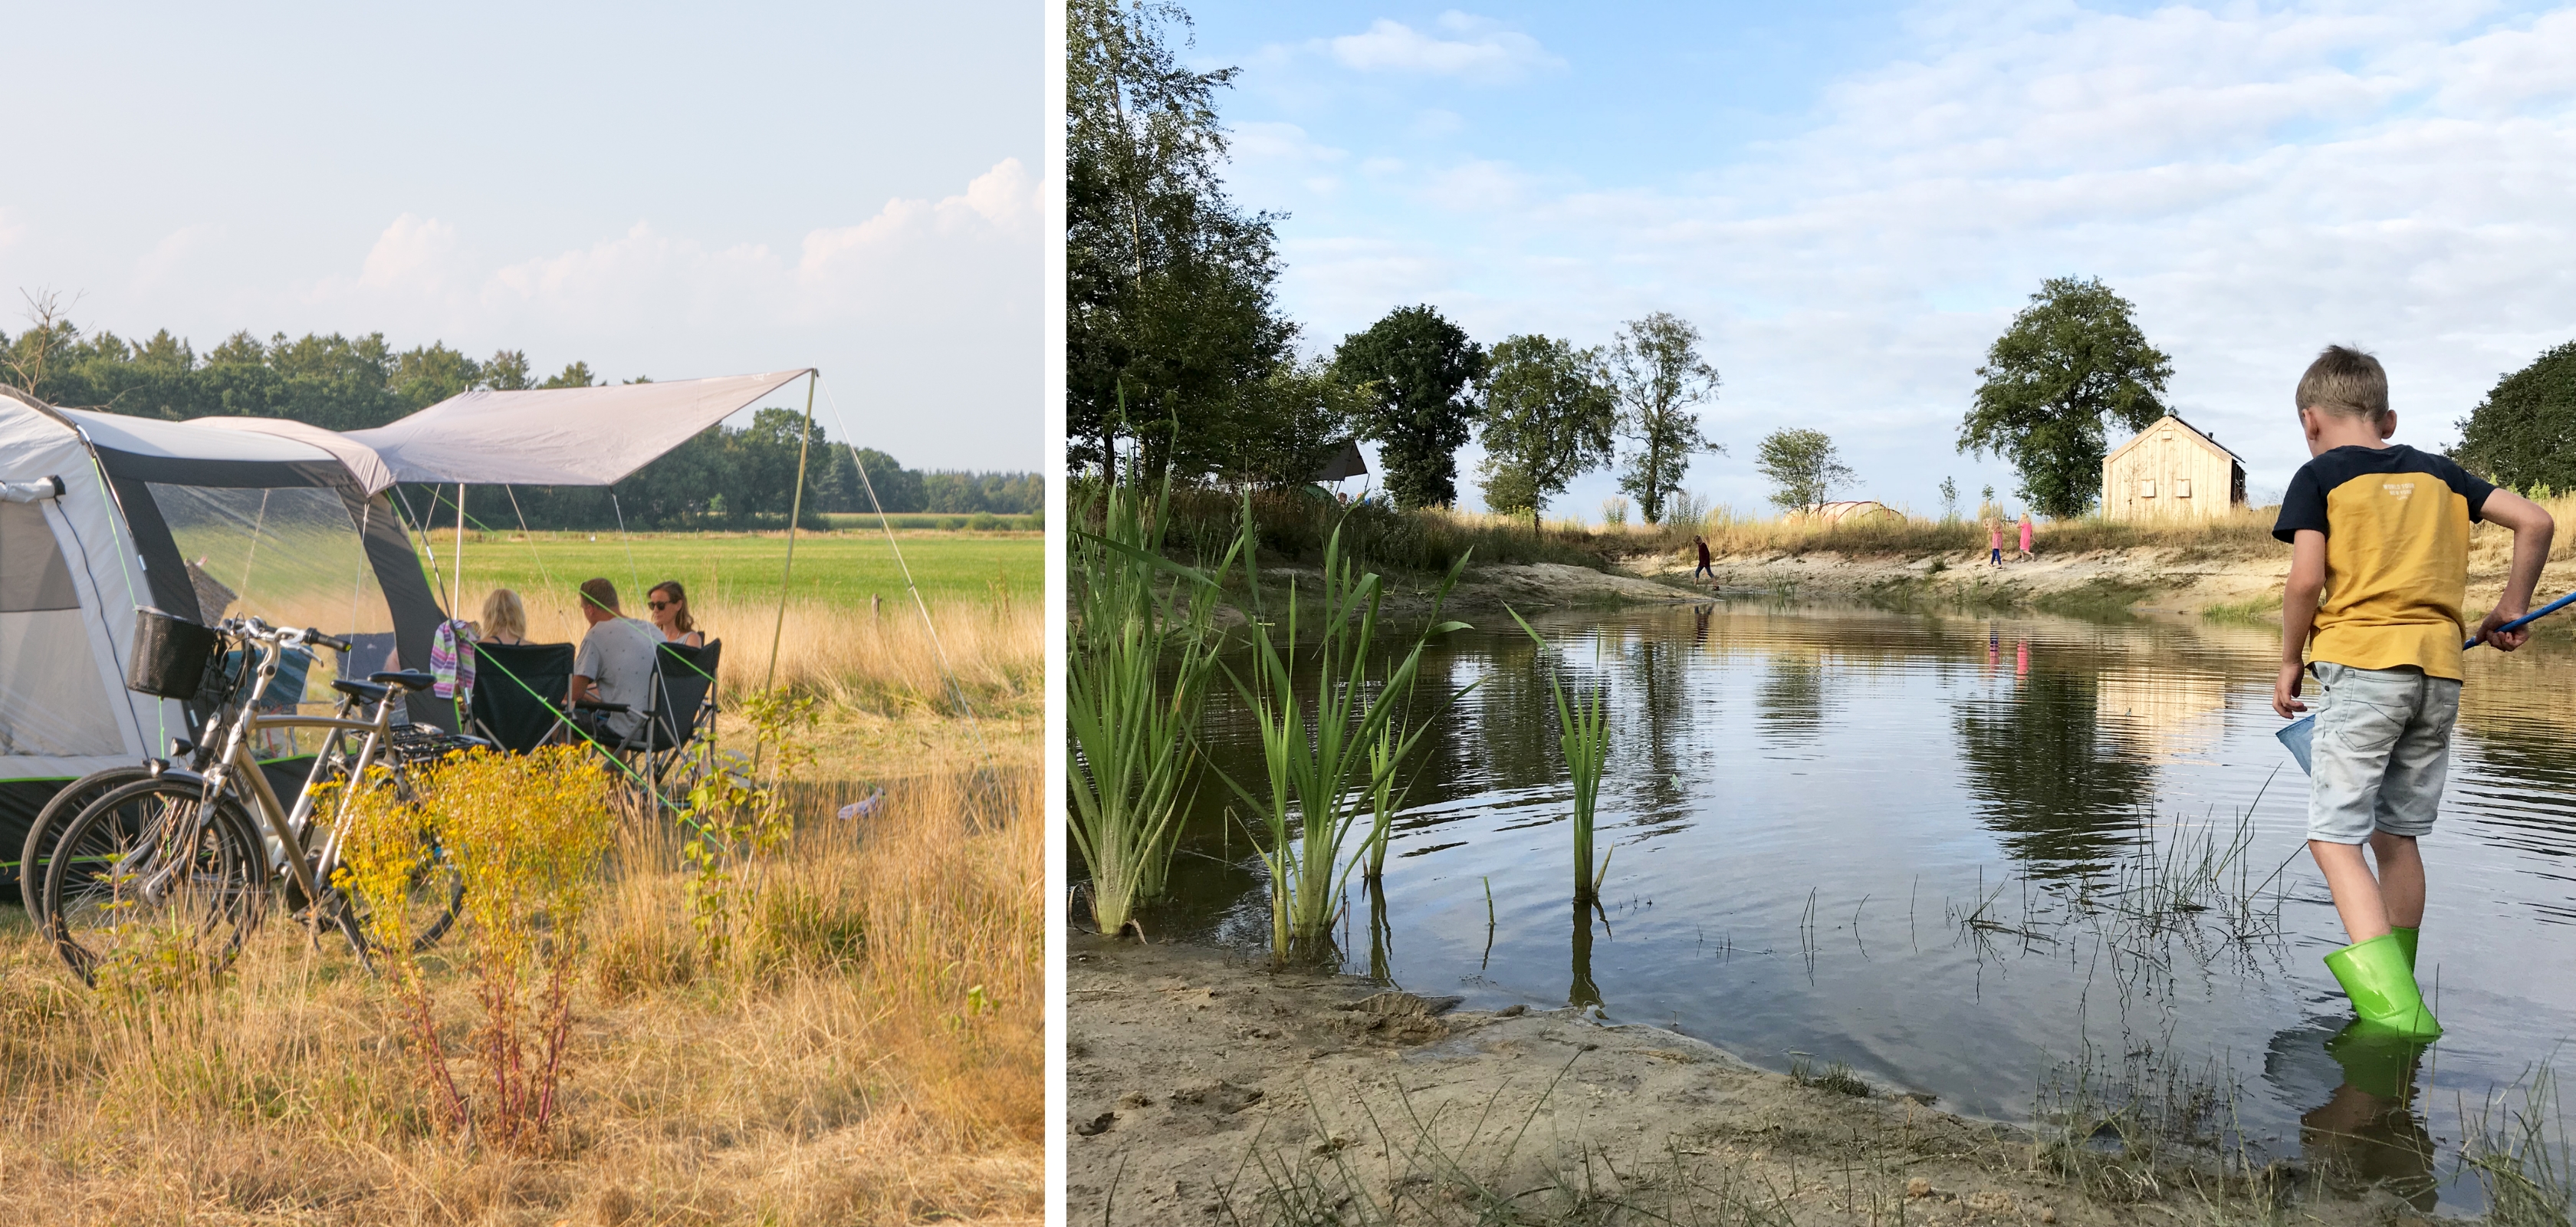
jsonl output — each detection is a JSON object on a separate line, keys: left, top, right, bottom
{"left": 573, "top": 699, "right": 630, "bottom": 713}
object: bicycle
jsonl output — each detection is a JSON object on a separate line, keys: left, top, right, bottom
{"left": 40, "top": 615, "right": 479, "bottom": 986}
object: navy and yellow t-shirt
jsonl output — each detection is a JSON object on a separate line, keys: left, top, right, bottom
{"left": 2272, "top": 444, "right": 2495, "bottom": 680}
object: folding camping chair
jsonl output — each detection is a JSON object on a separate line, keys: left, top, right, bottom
{"left": 467, "top": 641, "right": 577, "bottom": 753}
{"left": 570, "top": 639, "right": 721, "bottom": 793}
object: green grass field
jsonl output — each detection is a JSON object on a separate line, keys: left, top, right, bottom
{"left": 419, "top": 529, "right": 1041, "bottom": 613}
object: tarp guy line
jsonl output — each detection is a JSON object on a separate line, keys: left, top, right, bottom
{"left": 429, "top": 493, "right": 720, "bottom": 693}
{"left": 764, "top": 371, "right": 818, "bottom": 691}
{"left": 610, "top": 491, "right": 640, "bottom": 600}
{"left": 818, "top": 377, "right": 1010, "bottom": 820}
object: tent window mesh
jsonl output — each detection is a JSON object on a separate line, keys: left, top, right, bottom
{"left": 0, "top": 501, "right": 120, "bottom": 758}
{"left": 146, "top": 485, "right": 398, "bottom": 714}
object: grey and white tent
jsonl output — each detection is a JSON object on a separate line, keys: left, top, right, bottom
{"left": 0, "top": 385, "right": 445, "bottom": 854}
{"left": 0, "top": 370, "right": 814, "bottom": 869}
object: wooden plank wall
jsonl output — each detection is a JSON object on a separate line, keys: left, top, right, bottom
{"left": 2101, "top": 419, "right": 2241, "bottom": 521}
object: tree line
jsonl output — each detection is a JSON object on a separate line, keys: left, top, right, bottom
{"left": 1071, "top": 0, "right": 2204, "bottom": 527}
{"left": 0, "top": 299, "right": 1039, "bottom": 528}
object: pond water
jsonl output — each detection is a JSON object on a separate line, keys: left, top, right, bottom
{"left": 1140, "top": 600, "right": 2576, "bottom": 1214}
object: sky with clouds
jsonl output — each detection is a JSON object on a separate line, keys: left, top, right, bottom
{"left": 0, "top": 2, "right": 1040, "bottom": 471}
{"left": 1185, "top": 0, "right": 2576, "bottom": 520}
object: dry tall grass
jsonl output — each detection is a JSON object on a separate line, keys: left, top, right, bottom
{"left": 0, "top": 764, "right": 1042, "bottom": 1225}
{"left": 504, "top": 594, "right": 1040, "bottom": 717}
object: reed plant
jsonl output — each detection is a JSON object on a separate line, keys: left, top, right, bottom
{"left": 1510, "top": 608, "right": 1614, "bottom": 903}
{"left": 1219, "top": 498, "right": 1474, "bottom": 962}
{"left": 1066, "top": 469, "right": 1240, "bottom": 936}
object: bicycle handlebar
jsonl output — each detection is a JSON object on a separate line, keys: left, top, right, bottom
{"left": 216, "top": 617, "right": 352, "bottom": 654}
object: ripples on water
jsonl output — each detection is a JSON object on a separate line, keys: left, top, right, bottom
{"left": 1138, "top": 600, "right": 2576, "bottom": 1212}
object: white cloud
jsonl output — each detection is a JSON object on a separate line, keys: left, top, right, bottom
{"left": 272, "top": 159, "right": 1039, "bottom": 465}
{"left": 132, "top": 224, "right": 220, "bottom": 291}
{"left": 1267, "top": 2, "right": 2576, "bottom": 513}
{"left": 358, "top": 215, "right": 462, "bottom": 292}
{"left": 1326, "top": 12, "right": 1562, "bottom": 84}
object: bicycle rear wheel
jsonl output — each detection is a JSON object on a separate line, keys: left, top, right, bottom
{"left": 18, "top": 765, "right": 154, "bottom": 917}
{"left": 43, "top": 779, "right": 267, "bottom": 989}
{"left": 336, "top": 831, "right": 465, "bottom": 962}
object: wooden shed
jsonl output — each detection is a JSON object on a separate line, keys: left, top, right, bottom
{"left": 2101, "top": 413, "right": 2246, "bottom": 521}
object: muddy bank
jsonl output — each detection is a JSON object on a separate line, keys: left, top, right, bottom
{"left": 1066, "top": 936, "right": 2405, "bottom": 1227}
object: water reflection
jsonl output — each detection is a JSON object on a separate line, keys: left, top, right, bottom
{"left": 1954, "top": 650, "right": 2156, "bottom": 868}
{"left": 1756, "top": 653, "right": 1827, "bottom": 746}
{"left": 1126, "top": 600, "right": 2576, "bottom": 1215}
{"left": 1570, "top": 899, "right": 1602, "bottom": 1009}
{"left": 2272, "top": 1021, "right": 2439, "bottom": 1209}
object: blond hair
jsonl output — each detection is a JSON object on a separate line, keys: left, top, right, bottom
{"left": 2296, "top": 344, "right": 2390, "bottom": 421}
{"left": 480, "top": 587, "right": 527, "bottom": 641}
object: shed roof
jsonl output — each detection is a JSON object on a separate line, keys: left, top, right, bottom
{"left": 2105, "top": 413, "right": 2244, "bottom": 466}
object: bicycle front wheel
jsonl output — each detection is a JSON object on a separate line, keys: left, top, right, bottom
{"left": 18, "top": 765, "right": 155, "bottom": 918}
{"left": 43, "top": 779, "right": 268, "bottom": 989}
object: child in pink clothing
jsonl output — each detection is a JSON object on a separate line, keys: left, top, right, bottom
{"left": 2018, "top": 515, "right": 2035, "bottom": 560}
{"left": 1987, "top": 521, "right": 2003, "bottom": 567}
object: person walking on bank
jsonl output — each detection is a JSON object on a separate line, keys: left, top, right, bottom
{"left": 1693, "top": 535, "right": 1714, "bottom": 583}
{"left": 2018, "top": 513, "right": 2035, "bottom": 561}
{"left": 2270, "top": 345, "right": 2555, "bottom": 1040}
{"left": 1986, "top": 519, "right": 2003, "bottom": 567}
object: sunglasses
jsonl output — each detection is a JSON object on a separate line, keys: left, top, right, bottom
{"left": 649, "top": 600, "right": 675, "bottom": 610}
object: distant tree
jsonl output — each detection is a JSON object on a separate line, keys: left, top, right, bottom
{"left": 389, "top": 342, "right": 483, "bottom": 407}
{"left": 539, "top": 361, "right": 597, "bottom": 390}
{"left": 1334, "top": 304, "right": 1486, "bottom": 509}
{"left": 1960, "top": 276, "right": 2171, "bottom": 519}
{"left": 1067, "top": 0, "right": 1293, "bottom": 482}
{"left": 1608, "top": 312, "right": 1722, "bottom": 525}
{"left": 484, "top": 350, "right": 533, "bottom": 390}
{"left": 2453, "top": 340, "right": 2576, "bottom": 493}
{"left": 1938, "top": 476, "right": 1959, "bottom": 521}
{"left": 1223, "top": 356, "right": 1362, "bottom": 488}
{"left": 1755, "top": 428, "right": 1856, "bottom": 515}
{"left": 1476, "top": 334, "right": 1616, "bottom": 531}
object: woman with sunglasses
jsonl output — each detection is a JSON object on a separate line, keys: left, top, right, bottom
{"left": 646, "top": 581, "right": 705, "bottom": 647}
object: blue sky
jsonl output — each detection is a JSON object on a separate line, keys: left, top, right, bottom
{"left": 1184, "top": 1, "right": 2576, "bottom": 519}
{"left": 0, "top": 2, "right": 1042, "bottom": 470}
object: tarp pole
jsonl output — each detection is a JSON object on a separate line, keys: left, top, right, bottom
{"left": 452, "top": 482, "right": 467, "bottom": 620}
{"left": 764, "top": 370, "right": 818, "bottom": 691}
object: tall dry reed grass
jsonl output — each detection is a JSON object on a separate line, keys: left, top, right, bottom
{"left": 0, "top": 763, "right": 1041, "bottom": 1225}
{"left": 506, "top": 594, "right": 1040, "bottom": 716}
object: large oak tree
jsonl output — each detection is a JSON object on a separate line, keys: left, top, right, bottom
{"left": 1960, "top": 277, "right": 2171, "bottom": 519}
{"left": 1333, "top": 304, "right": 1486, "bottom": 509}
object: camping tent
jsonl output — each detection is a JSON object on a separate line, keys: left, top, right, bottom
{"left": 0, "top": 370, "right": 820, "bottom": 866}
{"left": 0, "top": 384, "right": 445, "bottom": 853}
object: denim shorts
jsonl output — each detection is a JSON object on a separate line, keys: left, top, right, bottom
{"left": 2307, "top": 662, "right": 2460, "bottom": 844}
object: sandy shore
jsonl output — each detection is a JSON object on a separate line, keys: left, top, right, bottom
{"left": 1066, "top": 934, "right": 2411, "bottom": 1227}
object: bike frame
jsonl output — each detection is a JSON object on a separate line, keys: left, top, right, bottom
{"left": 156, "top": 625, "right": 407, "bottom": 911}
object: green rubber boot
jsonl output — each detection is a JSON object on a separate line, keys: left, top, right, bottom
{"left": 2325, "top": 933, "right": 2442, "bottom": 1040}
{"left": 2390, "top": 926, "right": 2417, "bottom": 972}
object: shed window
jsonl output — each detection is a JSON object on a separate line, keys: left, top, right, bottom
{"left": 2175, "top": 479, "right": 2192, "bottom": 498}
{"left": 2138, "top": 479, "right": 2157, "bottom": 498}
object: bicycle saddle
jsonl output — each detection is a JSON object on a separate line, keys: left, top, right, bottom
{"left": 331, "top": 678, "right": 389, "bottom": 701}
{"left": 370, "top": 670, "right": 439, "bottom": 692}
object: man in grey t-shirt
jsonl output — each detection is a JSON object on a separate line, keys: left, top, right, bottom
{"left": 569, "top": 577, "right": 659, "bottom": 742}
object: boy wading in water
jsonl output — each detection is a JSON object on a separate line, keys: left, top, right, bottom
{"left": 2271, "top": 346, "right": 2555, "bottom": 1040}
